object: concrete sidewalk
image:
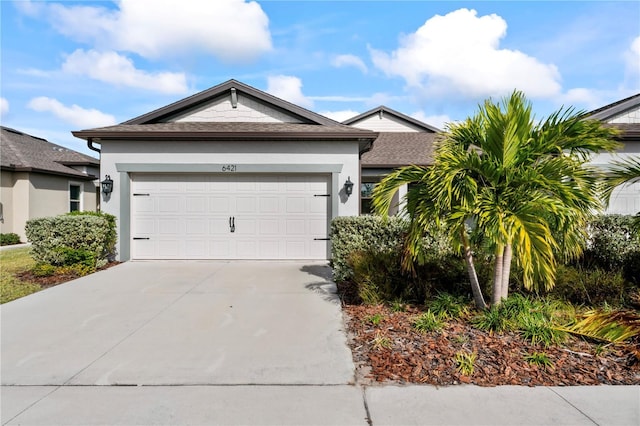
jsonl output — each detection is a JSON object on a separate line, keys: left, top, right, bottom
{"left": 2, "top": 384, "right": 638, "bottom": 425}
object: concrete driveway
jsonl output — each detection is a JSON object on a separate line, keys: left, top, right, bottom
{"left": 1, "top": 261, "right": 354, "bottom": 386}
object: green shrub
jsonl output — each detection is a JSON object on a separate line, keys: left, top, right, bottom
{"left": 25, "top": 212, "right": 117, "bottom": 267}
{"left": 330, "top": 216, "right": 408, "bottom": 283}
{"left": 348, "top": 250, "right": 407, "bottom": 304}
{"left": 551, "top": 265, "right": 629, "bottom": 307}
{"left": 67, "top": 211, "right": 117, "bottom": 260}
{"left": 580, "top": 215, "right": 639, "bottom": 271}
{"left": 0, "top": 233, "right": 21, "bottom": 246}
{"left": 428, "top": 292, "right": 469, "bottom": 319}
{"left": 54, "top": 246, "right": 96, "bottom": 269}
{"left": 32, "top": 262, "right": 56, "bottom": 277}
{"left": 413, "top": 310, "right": 444, "bottom": 333}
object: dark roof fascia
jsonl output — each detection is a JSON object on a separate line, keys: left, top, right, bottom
{"left": 362, "top": 163, "right": 432, "bottom": 168}
{"left": 121, "top": 79, "right": 341, "bottom": 126}
{"left": 57, "top": 160, "right": 99, "bottom": 166}
{"left": 1, "top": 165, "right": 98, "bottom": 180}
{"left": 72, "top": 130, "right": 378, "bottom": 142}
{"left": 342, "top": 105, "right": 441, "bottom": 133}
{"left": 587, "top": 93, "right": 640, "bottom": 121}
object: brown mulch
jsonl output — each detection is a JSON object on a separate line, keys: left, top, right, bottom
{"left": 17, "top": 262, "right": 121, "bottom": 288}
{"left": 344, "top": 304, "right": 640, "bottom": 386}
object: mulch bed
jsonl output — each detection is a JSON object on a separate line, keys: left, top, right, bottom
{"left": 17, "top": 262, "right": 121, "bottom": 288}
{"left": 344, "top": 304, "right": 640, "bottom": 386}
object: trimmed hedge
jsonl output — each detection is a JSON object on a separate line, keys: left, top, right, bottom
{"left": 330, "top": 216, "right": 408, "bottom": 283}
{"left": 25, "top": 212, "right": 117, "bottom": 268}
{"left": 0, "top": 233, "right": 21, "bottom": 246}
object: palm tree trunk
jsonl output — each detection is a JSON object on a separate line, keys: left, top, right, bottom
{"left": 461, "top": 230, "right": 488, "bottom": 310}
{"left": 501, "top": 243, "right": 513, "bottom": 300}
{"left": 492, "top": 244, "right": 504, "bottom": 306}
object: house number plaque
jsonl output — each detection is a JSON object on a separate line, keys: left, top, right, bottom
{"left": 221, "top": 164, "right": 237, "bottom": 172}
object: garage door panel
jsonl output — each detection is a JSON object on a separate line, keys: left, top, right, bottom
{"left": 185, "top": 219, "right": 207, "bottom": 235}
{"left": 131, "top": 173, "right": 329, "bottom": 260}
{"left": 186, "top": 197, "right": 207, "bottom": 213}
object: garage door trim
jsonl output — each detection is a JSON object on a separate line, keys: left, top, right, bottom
{"left": 115, "top": 163, "right": 343, "bottom": 261}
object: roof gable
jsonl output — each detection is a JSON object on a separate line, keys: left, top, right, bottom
{"left": 587, "top": 93, "right": 640, "bottom": 123}
{"left": 342, "top": 106, "right": 441, "bottom": 133}
{"left": 1, "top": 127, "right": 98, "bottom": 179}
{"left": 124, "top": 79, "right": 340, "bottom": 126}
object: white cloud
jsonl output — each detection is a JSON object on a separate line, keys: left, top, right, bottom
{"left": 332, "top": 54, "right": 368, "bottom": 74}
{"left": 62, "top": 49, "right": 188, "bottom": 94}
{"left": 318, "top": 110, "right": 361, "bottom": 122}
{"left": 370, "top": 8, "right": 562, "bottom": 99}
{"left": 624, "top": 35, "right": 640, "bottom": 75}
{"left": 0, "top": 98, "right": 9, "bottom": 116}
{"left": 27, "top": 97, "right": 117, "bottom": 129}
{"left": 410, "top": 111, "right": 452, "bottom": 130}
{"left": 557, "top": 88, "right": 601, "bottom": 109}
{"left": 44, "top": 0, "right": 272, "bottom": 63}
{"left": 266, "top": 75, "right": 314, "bottom": 108}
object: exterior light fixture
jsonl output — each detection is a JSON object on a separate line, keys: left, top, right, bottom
{"left": 344, "top": 176, "right": 354, "bottom": 196}
{"left": 101, "top": 175, "right": 113, "bottom": 195}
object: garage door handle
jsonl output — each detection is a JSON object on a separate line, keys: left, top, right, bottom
{"left": 133, "top": 237, "right": 150, "bottom": 240}
{"left": 314, "top": 238, "right": 330, "bottom": 241}
{"left": 229, "top": 216, "right": 235, "bottom": 233}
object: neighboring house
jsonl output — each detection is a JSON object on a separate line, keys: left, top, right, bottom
{"left": 587, "top": 93, "right": 640, "bottom": 215}
{"left": 72, "top": 79, "right": 378, "bottom": 261}
{"left": 343, "top": 106, "right": 440, "bottom": 214}
{"left": 0, "top": 126, "right": 100, "bottom": 241}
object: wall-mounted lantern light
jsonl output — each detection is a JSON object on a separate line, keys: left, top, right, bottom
{"left": 344, "top": 176, "right": 354, "bottom": 196}
{"left": 101, "top": 175, "right": 113, "bottom": 195}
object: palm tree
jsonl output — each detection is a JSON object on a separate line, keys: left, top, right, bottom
{"left": 373, "top": 91, "right": 620, "bottom": 309}
{"left": 603, "top": 156, "right": 640, "bottom": 231}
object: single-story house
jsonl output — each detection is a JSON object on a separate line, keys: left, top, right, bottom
{"left": 73, "top": 80, "right": 381, "bottom": 261}
{"left": 587, "top": 93, "right": 640, "bottom": 215}
{"left": 72, "top": 78, "right": 637, "bottom": 262}
{"left": 0, "top": 126, "right": 100, "bottom": 241}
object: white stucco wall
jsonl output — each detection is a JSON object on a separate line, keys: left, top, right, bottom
{"left": 100, "top": 139, "right": 362, "bottom": 260}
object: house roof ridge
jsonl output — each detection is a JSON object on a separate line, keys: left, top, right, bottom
{"left": 342, "top": 105, "right": 441, "bottom": 133}
{"left": 587, "top": 93, "right": 640, "bottom": 121}
{"left": 116, "top": 79, "right": 342, "bottom": 127}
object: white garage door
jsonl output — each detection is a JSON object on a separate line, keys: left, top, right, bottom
{"left": 131, "top": 173, "right": 330, "bottom": 260}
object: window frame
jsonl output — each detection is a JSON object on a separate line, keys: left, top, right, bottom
{"left": 69, "top": 182, "right": 82, "bottom": 212}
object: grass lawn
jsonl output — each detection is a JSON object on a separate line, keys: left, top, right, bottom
{"left": 1, "top": 247, "right": 40, "bottom": 303}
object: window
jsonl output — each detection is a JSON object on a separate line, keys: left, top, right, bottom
{"left": 360, "top": 182, "right": 376, "bottom": 215}
{"left": 69, "top": 184, "right": 81, "bottom": 212}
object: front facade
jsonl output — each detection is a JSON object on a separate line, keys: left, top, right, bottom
{"left": 0, "top": 127, "right": 99, "bottom": 241}
{"left": 587, "top": 94, "right": 640, "bottom": 215}
{"left": 74, "top": 80, "right": 377, "bottom": 261}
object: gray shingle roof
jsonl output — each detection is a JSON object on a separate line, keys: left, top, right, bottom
{"left": 1, "top": 126, "right": 99, "bottom": 179}
{"left": 361, "top": 132, "right": 439, "bottom": 167}
{"left": 587, "top": 93, "right": 640, "bottom": 121}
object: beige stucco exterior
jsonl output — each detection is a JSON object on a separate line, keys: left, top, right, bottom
{"left": 0, "top": 170, "right": 98, "bottom": 241}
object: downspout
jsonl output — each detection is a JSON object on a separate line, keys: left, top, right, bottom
{"left": 87, "top": 137, "right": 101, "bottom": 153}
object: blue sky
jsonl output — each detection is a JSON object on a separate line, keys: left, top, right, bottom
{"left": 1, "top": 0, "right": 639, "bottom": 157}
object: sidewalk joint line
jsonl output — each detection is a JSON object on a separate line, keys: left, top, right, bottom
{"left": 2, "top": 385, "right": 61, "bottom": 425}
{"left": 548, "top": 388, "right": 599, "bottom": 425}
